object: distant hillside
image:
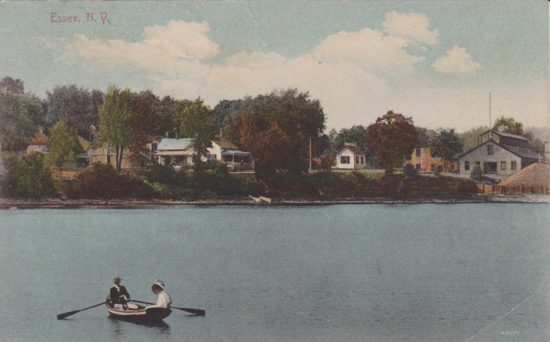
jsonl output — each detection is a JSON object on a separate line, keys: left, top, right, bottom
{"left": 525, "top": 127, "right": 550, "bottom": 142}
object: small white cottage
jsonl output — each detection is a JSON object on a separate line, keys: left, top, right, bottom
{"left": 335, "top": 143, "right": 367, "bottom": 170}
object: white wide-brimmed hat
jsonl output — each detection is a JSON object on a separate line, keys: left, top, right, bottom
{"left": 152, "top": 280, "right": 165, "bottom": 290}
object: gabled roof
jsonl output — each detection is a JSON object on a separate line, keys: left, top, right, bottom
{"left": 481, "top": 129, "right": 528, "bottom": 141}
{"left": 457, "top": 139, "right": 542, "bottom": 160}
{"left": 213, "top": 138, "right": 239, "bottom": 150}
{"left": 157, "top": 138, "right": 194, "bottom": 151}
{"left": 338, "top": 145, "right": 365, "bottom": 156}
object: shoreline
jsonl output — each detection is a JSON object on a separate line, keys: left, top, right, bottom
{"left": 1, "top": 194, "right": 549, "bottom": 209}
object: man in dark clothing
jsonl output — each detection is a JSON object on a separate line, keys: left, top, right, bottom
{"left": 109, "top": 276, "right": 130, "bottom": 309}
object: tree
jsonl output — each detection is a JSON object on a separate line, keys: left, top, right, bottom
{"left": 459, "top": 126, "right": 488, "bottom": 151}
{"left": 493, "top": 116, "right": 523, "bottom": 135}
{"left": 0, "top": 77, "right": 44, "bottom": 150}
{"left": 45, "top": 85, "right": 104, "bottom": 138}
{"left": 221, "top": 89, "right": 326, "bottom": 174}
{"left": 329, "top": 125, "right": 367, "bottom": 153}
{"left": 0, "top": 77, "right": 24, "bottom": 94}
{"left": 173, "top": 99, "right": 217, "bottom": 164}
{"left": 320, "top": 154, "right": 336, "bottom": 173}
{"left": 45, "top": 120, "right": 83, "bottom": 176}
{"left": 416, "top": 127, "right": 437, "bottom": 147}
{"left": 523, "top": 130, "right": 545, "bottom": 154}
{"left": 236, "top": 115, "right": 295, "bottom": 180}
{"left": 1, "top": 153, "right": 57, "bottom": 198}
{"left": 127, "top": 90, "right": 163, "bottom": 154}
{"left": 432, "top": 129, "right": 463, "bottom": 160}
{"left": 366, "top": 111, "right": 418, "bottom": 176}
{"left": 98, "top": 85, "right": 133, "bottom": 172}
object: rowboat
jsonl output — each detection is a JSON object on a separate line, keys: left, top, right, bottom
{"left": 106, "top": 303, "right": 172, "bottom": 323}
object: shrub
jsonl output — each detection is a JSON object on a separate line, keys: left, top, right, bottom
{"left": 148, "top": 163, "right": 178, "bottom": 185}
{"left": 470, "top": 165, "right": 483, "bottom": 182}
{"left": 403, "top": 163, "right": 417, "bottom": 179}
{"left": 1, "top": 153, "right": 57, "bottom": 198}
{"left": 64, "top": 163, "right": 154, "bottom": 199}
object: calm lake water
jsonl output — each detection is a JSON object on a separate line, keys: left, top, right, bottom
{"left": 0, "top": 204, "right": 549, "bottom": 341}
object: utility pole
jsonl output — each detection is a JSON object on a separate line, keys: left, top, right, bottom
{"left": 489, "top": 92, "right": 492, "bottom": 139}
{"left": 309, "top": 136, "right": 312, "bottom": 173}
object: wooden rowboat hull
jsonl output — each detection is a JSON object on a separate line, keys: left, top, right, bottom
{"left": 106, "top": 304, "right": 172, "bottom": 323}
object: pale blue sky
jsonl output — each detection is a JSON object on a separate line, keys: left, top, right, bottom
{"left": 0, "top": 1, "right": 547, "bottom": 130}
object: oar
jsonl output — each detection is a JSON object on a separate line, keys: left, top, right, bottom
{"left": 131, "top": 300, "right": 205, "bottom": 316}
{"left": 57, "top": 301, "right": 106, "bottom": 320}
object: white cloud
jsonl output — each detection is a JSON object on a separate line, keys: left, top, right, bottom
{"left": 52, "top": 19, "right": 427, "bottom": 130}
{"left": 60, "top": 20, "right": 219, "bottom": 73}
{"left": 432, "top": 45, "right": 481, "bottom": 74}
{"left": 45, "top": 18, "right": 549, "bottom": 132}
{"left": 311, "top": 28, "right": 424, "bottom": 75}
{"left": 383, "top": 11, "right": 439, "bottom": 45}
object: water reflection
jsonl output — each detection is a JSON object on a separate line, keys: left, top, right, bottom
{"left": 108, "top": 316, "right": 171, "bottom": 336}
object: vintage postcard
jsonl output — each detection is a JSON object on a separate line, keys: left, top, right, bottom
{"left": 0, "top": 1, "right": 549, "bottom": 341}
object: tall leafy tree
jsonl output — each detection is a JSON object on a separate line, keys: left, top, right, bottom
{"left": 329, "top": 125, "right": 368, "bottom": 153}
{"left": 45, "top": 85, "right": 104, "bottom": 138}
{"left": 221, "top": 89, "right": 326, "bottom": 173}
{"left": 45, "top": 120, "right": 83, "bottom": 176}
{"left": 366, "top": 111, "right": 418, "bottom": 176}
{"left": 127, "top": 90, "right": 163, "bottom": 153}
{"left": 0, "top": 77, "right": 44, "bottom": 150}
{"left": 98, "top": 85, "right": 133, "bottom": 172}
{"left": 415, "top": 127, "right": 438, "bottom": 147}
{"left": 235, "top": 113, "right": 294, "bottom": 180}
{"left": 431, "top": 129, "right": 463, "bottom": 160}
{"left": 493, "top": 116, "right": 524, "bottom": 135}
{"left": 173, "top": 99, "right": 217, "bottom": 162}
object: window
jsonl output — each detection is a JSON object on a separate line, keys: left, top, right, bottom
{"left": 430, "top": 164, "right": 435, "bottom": 172}
{"left": 511, "top": 161, "right": 517, "bottom": 170}
{"left": 475, "top": 161, "right": 480, "bottom": 167}
{"left": 340, "top": 156, "right": 350, "bottom": 164}
{"left": 487, "top": 144, "right": 494, "bottom": 155}
{"left": 360, "top": 156, "right": 365, "bottom": 164}
{"left": 415, "top": 164, "right": 421, "bottom": 171}
{"left": 416, "top": 148, "right": 421, "bottom": 157}
{"left": 355, "top": 156, "right": 359, "bottom": 164}
{"left": 500, "top": 161, "right": 506, "bottom": 171}
{"left": 464, "top": 161, "right": 470, "bottom": 171}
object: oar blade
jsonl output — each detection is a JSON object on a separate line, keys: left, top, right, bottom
{"left": 57, "top": 310, "right": 79, "bottom": 320}
{"left": 179, "top": 307, "right": 205, "bottom": 316}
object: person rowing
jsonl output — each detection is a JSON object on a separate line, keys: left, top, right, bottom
{"left": 150, "top": 280, "right": 172, "bottom": 308}
{"left": 108, "top": 276, "right": 130, "bottom": 310}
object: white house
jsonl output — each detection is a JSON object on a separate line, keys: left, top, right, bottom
{"left": 334, "top": 143, "right": 367, "bottom": 170}
{"left": 155, "top": 138, "right": 195, "bottom": 169}
{"left": 155, "top": 138, "right": 253, "bottom": 171}
{"left": 207, "top": 138, "right": 254, "bottom": 171}
{"left": 457, "top": 130, "right": 542, "bottom": 179}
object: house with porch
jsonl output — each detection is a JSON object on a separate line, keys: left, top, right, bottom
{"left": 457, "top": 130, "right": 542, "bottom": 179}
{"left": 155, "top": 138, "right": 254, "bottom": 171}
{"left": 334, "top": 143, "right": 367, "bottom": 170}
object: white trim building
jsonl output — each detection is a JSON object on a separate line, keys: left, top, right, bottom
{"left": 334, "top": 143, "right": 367, "bottom": 170}
{"left": 155, "top": 138, "right": 253, "bottom": 171}
{"left": 457, "top": 130, "right": 542, "bottom": 179}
